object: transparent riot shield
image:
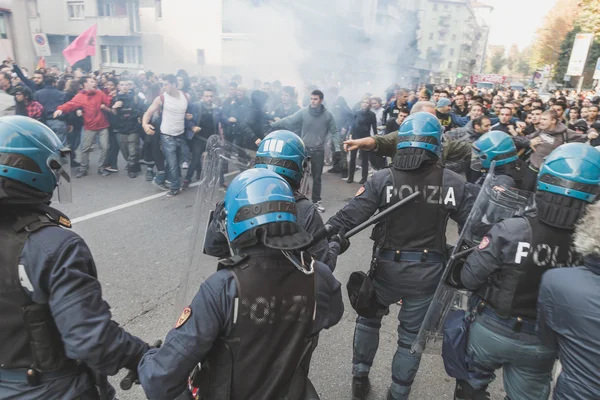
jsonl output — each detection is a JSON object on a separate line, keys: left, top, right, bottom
{"left": 299, "top": 160, "right": 312, "bottom": 199}
{"left": 410, "top": 163, "right": 535, "bottom": 354}
{"left": 176, "top": 135, "right": 255, "bottom": 312}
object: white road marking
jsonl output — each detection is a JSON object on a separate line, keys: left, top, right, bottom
{"left": 71, "top": 171, "right": 238, "bottom": 225}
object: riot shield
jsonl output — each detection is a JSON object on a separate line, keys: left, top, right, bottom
{"left": 176, "top": 135, "right": 255, "bottom": 312}
{"left": 299, "top": 160, "right": 312, "bottom": 199}
{"left": 410, "top": 163, "right": 535, "bottom": 354}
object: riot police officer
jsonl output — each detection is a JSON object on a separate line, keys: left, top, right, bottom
{"left": 138, "top": 169, "right": 344, "bottom": 400}
{"left": 204, "top": 130, "right": 343, "bottom": 271}
{"left": 453, "top": 143, "right": 600, "bottom": 400}
{"left": 326, "top": 112, "right": 474, "bottom": 400}
{"left": 538, "top": 199, "right": 600, "bottom": 400}
{"left": 469, "top": 130, "right": 535, "bottom": 193}
{"left": 0, "top": 116, "right": 148, "bottom": 399}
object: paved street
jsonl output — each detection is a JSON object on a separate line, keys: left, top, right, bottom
{"left": 55, "top": 152, "right": 506, "bottom": 400}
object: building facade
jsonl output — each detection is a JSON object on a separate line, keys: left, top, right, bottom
{"left": 417, "top": 0, "right": 491, "bottom": 85}
{"left": 7, "top": 0, "right": 492, "bottom": 86}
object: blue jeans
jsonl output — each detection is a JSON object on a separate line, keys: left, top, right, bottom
{"left": 465, "top": 316, "right": 556, "bottom": 400}
{"left": 46, "top": 119, "right": 68, "bottom": 146}
{"left": 353, "top": 294, "right": 434, "bottom": 400}
{"left": 161, "top": 134, "right": 186, "bottom": 190}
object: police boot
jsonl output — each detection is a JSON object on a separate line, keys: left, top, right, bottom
{"left": 352, "top": 376, "right": 371, "bottom": 400}
{"left": 454, "top": 380, "right": 490, "bottom": 400}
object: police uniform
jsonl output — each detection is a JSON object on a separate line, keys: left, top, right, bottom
{"left": 138, "top": 247, "right": 343, "bottom": 399}
{"left": 205, "top": 130, "right": 341, "bottom": 271}
{"left": 0, "top": 204, "right": 148, "bottom": 400}
{"left": 327, "top": 113, "right": 473, "bottom": 400}
{"left": 139, "top": 169, "right": 344, "bottom": 400}
{"left": 204, "top": 193, "right": 340, "bottom": 271}
{"left": 454, "top": 143, "right": 600, "bottom": 400}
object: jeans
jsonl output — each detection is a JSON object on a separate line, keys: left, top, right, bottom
{"left": 80, "top": 128, "right": 109, "bottom": 172}
{"left": 353, "top": 294, "right": 434, "bottom": 400}
{"left": 307, "top": 147, "right": 324, "bottom": 203}
{"left": 185, "top": 136, "right": 207, "bottom": 181}
{"left": 161, "top": 134, "right": 186, "bottom": 190}
{"left": 46, "top": 119, "right": 68, "bottom": 145}
{"left": 348, "top": 149, "right": 369, "bottom": 182}
{"left": 465, "top": 316, "right": 556, "bottom": 400}
{"left": 105, "top": 129, "right": 120, "bottom": 168}
{"left": 118, "top": 132, "right": 140, "bottom": 172}
{"left": 68, "top": 126, "right": 82, "bottom": 163}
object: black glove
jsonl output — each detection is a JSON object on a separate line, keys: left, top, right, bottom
{"left": 120, "top": 340, "right": 162, "bottom": 390}
{"left": 331, "top": 229, "right": 350, "bottom": 255}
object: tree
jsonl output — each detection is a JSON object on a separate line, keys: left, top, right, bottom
{"left": 490, "top": 47, "right": 507, "bottom": 74}
{"left": 554, "top": 1, "right": 600, "bottom": 88}
{"left": 577, "top": 0, "right": 600, "bottom": 40}
{"left": 530, "top": 0, "right": 580, "bottom": 69}
{"left": 506, "top": 44, "right": 519, "bottom": 73}
{"left": 516, "top": 47, "right": 533, "bottom": 77}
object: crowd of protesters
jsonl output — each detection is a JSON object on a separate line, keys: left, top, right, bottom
{"left": 0, "top": 56, "right": 599, "bottom": 203}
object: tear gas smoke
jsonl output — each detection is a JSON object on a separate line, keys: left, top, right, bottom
{"left": 221, "top": 0, "right": 421, "bottom": 104}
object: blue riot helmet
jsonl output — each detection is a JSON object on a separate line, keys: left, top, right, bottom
{"left": 0, "top": 116, "right": 72, "bottom": 203}
{"left": 223, "top": 169, "right": 312, "bottom": 250}
{"left": 537, "top": 143, "right": 600, "bottom": 202}
{"left": 255, "top": 130, "right": 309, "bottom": 185}
{"left": 394, "top": 112, "right": 443, "bottom": 170}
{"left": 471, "top": 130, "right": 518, "bottom": 171}
{"left": 397, "top": 112, "right": 443, "bottom": 156}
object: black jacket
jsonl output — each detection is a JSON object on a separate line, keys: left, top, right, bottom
{"left": 352, "top": 109, "right": 377, "bottom": 139}
{"left": 33, "top": 85, "right": 65, "bottom": 120}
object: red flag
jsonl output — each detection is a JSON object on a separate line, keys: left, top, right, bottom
{"left": 62, "top": 24, "right": 97, "bottom": 66}
{"left": 36, "top": 57, "right": 46, "bottom": 70}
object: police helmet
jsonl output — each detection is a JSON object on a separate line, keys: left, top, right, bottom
{"left": 0, "top": 116, "right": 72, "bottom": 202}
{"left": 537, "top": 143, "right": 600, "bottom": 202}
{"left": 397, "top": 112, "right": 443, "bottom": 157}
{"left": 255, "top": 130, "right": 308, "bottom": 185}
{"left": 471, "top": 130, "right": 518, "bottom": 171}
{"left": 224, "top": 169, "right": 312, "bottom": 250}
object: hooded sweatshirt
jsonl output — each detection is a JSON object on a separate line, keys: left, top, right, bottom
{"left": 271, "top": 104, "right": 340, "bottom": 150}
{"left": 57, "top": 89, "right": 110, "bottom": 131}
{"left": 527, "top": 123, "right": 586, "bottom": 169}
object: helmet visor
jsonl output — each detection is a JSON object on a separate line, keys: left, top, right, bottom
{"left": 48, "top": 149, "right": 72, "bottom": 203}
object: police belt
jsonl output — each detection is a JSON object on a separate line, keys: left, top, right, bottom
{"left": 0, "top": 364, "right": 83, "bottom": 385}
{"left": 378, "top": 249, "right": 445, "bottom": 263}
{"left": 477, "top": 302, "right": 537, "bottom": 336}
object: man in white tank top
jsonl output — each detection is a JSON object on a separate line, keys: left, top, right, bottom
{"left": 142, "top": 74, "right": 190, "bottom": 197}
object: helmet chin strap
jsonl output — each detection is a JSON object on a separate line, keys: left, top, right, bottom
{"left": 281, "top": 250, "right": 315, "bottom": 275}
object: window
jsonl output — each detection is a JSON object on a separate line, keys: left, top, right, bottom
{"left": 67, "top": 1, "right": 84, "bottom": 19}
{"left": 429, "top": 32, "right": 434, "bottom": 40}
{"left": 433, "top": 3, "right": 438, "bottom": 11}
{"left": 98, "top": 0, "right": 114, "bottom": 16}
{"left": 197, "top": 49, "right": 206, "bottom": 65}
{"left": 101, "top": 45, "right": 143, "bottom": 65}
{"left": 155, "top": 0, "right": 163, "bottom": 18}
{"left": 100, "top": 45, "right": 109, "bottom": 64}
{"left": 98, "top": 0, "right": 128, "bottom": 17}
{"left": 444, "top": 4, "right": 448, "bottom": 9}
{"left": 452, "top": 34, "right": 457, "bottom": 41}
{"left": 448, "top": 61, "right": 453, "bottom": 69}
{"left": 449, "top": 48, "right": 454, "bottom": 56}
{"left": 439, "top": 32, "right": 446, "bottom": 40}
{"left": 0, "top": 14, "right": 7, "bottom": 39}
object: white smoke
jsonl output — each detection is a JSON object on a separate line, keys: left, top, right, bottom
{"left": 221, "top": 0, "right": 421, "bottom": 103}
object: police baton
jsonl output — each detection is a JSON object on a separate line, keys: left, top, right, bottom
{"left": 310, "top": 190, "right": 421, "bottom": 245}
{"left": 120, "top": 340, "right": 163, "bottom": 390}
{"left": 345, "top": 191, "right": 421, "bottom": 239}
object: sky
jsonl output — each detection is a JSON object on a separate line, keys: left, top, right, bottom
{"left": 482, "top": 0, "right": 559, "bottom": 50}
